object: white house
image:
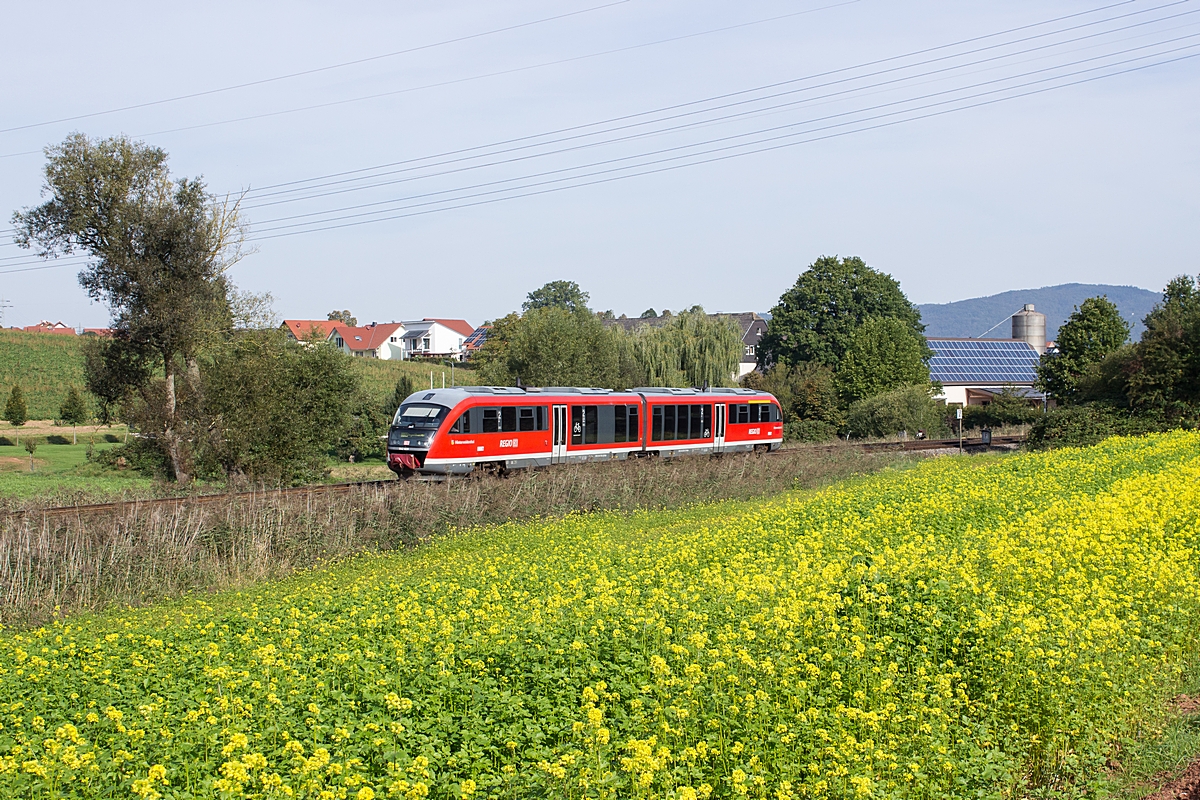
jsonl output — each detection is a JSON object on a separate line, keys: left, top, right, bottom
{"left": 328, "top": 322, "right": 405, "bottom": 359}
{"left": 320, "top": 318, "right": 475, "bottom": 360}
{"left": 396, "top": 318, "right": 476, "bottom": 360}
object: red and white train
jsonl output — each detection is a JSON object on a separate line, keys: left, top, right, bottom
{"left": 386, "top": 386, "right": 783, "bottom": 476}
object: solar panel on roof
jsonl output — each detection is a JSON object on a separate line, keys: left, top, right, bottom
{"left": 926, "top": 339, "right": 1040, "bottom": 384}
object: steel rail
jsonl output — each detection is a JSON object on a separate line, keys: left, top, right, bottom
{"left": 3, "top": 434, "right": 1025, "bottom": 520}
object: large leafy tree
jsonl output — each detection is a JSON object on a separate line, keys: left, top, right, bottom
{"left": 835, "top": 317, "right": 932, "bottom": 404}
{"left": 12, "top": 134, "right": 246, "bottom": 482}
{"left": 758, "top": 255, "right": 924, "bottom": 368}
{"left": 1125, "top": 275, "right": 1200, "bottom": 408}
{"left": 199, "top": 331, "right": 356, "bottom": 484}
{"left": 522, "top": 280, "right": 590, "bottom": 313}
{"left": 1036, "top": 296, "right": 1129, "bottom": 404}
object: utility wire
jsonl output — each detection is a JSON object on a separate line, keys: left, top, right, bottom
{"left": 124, "top": 1, "right": 862, "bottom": 142}
{"left": 238, "top": 8, "right": 1199, "bottom": 212}
{"left": 0, "top": 0, "right": 633, "bottom": 135}
{"left": 241, "top": 29, "right": 1200, "bottom": 228}
{"left": 231, "top": 0, "right": 1155, "bottom": 196}
{"left": 240, "top": 50, "right": 1200, "bottom": 241}
{"left": 3, "top": 48, "right": 1192, "bottom": 269}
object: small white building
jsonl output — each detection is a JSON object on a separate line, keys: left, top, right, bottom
{"left": 328, "top": 322, "right": 405, "bottom": 359}
{"left": 396, "top": 318, "right": 476, "bottom": 360}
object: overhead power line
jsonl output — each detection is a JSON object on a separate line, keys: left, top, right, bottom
{"left": 236, "top": 7, "right": 1200, "bottom": 212}
{"left": 0, "top": 0, "right": 634, "bottom": 135}
{"left": 239, "top": 51, "right": 1200, "bottom": 242}
{"left": 122, "top": 0, "right": 862, "bottom": 144}
{"left": 242, "top": 42, "right": 1200, "bottom": 237}
{"left": 232, "top": 0, "right": 1156, "bottom": 197}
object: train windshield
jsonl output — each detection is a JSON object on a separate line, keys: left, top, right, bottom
{"left": 393, "top": 403, "right": 449, "bottom": 430}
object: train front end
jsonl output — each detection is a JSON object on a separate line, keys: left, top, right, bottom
{"left": 386, "top": 393, "right": 455, "bottom": 477}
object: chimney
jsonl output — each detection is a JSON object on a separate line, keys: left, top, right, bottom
{"left": 1012, "top": 304, "right": 1047, "bottom": 354}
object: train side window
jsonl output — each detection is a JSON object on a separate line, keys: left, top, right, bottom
{"left": 450, "top": 412, "right": 471, "bottom": 433}
{"left": 585, "top": 406, "right": 599, "bottom": 444}
{"left": 482, "top": 408, "right": 500, "bottom": 433}
{"left": 614, "top": 405, "right": 627, "bottom": 442}
{"left": 537, "top": 406, "right": 547, "bottom": 431}
{"left": 689, "top": 405, "right": 703, "bottom": 439}
{"left": 501, "top": 406, "right": 518, "bottom": 432}
{"left": 652, "top": 406, "right": 663, "bottom": 441}
{"left": 663, "top": 405, "right": 677, "bottom": 441}
{"left": 518, "top": 407, "right": 536, "bottom": 432}
{"left": 732, "top": 404, "right": 750, "bottom": 424}
{"left": 628, "top": 405, "right": 639, "bottom": 442}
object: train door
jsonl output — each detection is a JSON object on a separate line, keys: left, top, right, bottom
{"left": 552, "top": 404, "right": 568, "bottom": 464}
{"left": 714, "top": 403, "right": 727, "bottom": 453}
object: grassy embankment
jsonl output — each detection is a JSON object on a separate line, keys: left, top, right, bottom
{"left": 1, "top": 433, "right": 1198, "bottom": 798}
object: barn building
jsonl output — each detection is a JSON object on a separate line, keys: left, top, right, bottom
{"left": 928, "top": 304, "right": 1048, "bottom": 407}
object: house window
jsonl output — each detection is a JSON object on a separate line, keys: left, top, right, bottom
{"left": 744, "top": 345, "right": 755, "bottom": 356}
{"left": 422, "top": 337, "right": 430, "bottom": 350}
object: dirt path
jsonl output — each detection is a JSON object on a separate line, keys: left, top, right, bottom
{"left": 1138, "top": 696, "right": 1200, "bottom": 800}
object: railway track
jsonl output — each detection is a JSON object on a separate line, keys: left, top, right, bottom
{"left": 5, "top": 435, "right": 1024, "bottom": 520}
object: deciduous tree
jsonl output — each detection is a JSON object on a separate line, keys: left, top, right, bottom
{"left": 1036, "top": 296, "right": 1129, "bottom": 404}
{"left": 835, "top": 317, "right": 932, "bottom": 404}
{"left": 12, "top": 134, "right": 247, "bottom": 482}
{"left": 59, "top": 386, "right": 90, "bottom": 444}
{"left": 4, "top": 385, "right": 27, "bottom": 432}
{"left": 522, "top": 280, "right": 589, "bottom": 313}
{"left": 758, "top": 255, "right": 924, "bottom": 368}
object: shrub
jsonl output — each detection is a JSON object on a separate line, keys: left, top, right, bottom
{"left": 784, "top": 418, "right": 838, "bottom": 442}
{"left": 1027, "top": 402, "right": 1199, "bottom": 449}
{"left": 846, "top": 384, "right": 950, "bottom": 439}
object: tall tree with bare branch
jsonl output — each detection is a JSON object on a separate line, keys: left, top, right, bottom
{"left": 12, "top": 133, "right": 248, "bottom": 482}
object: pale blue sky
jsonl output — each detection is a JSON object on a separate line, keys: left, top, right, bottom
{"left": 2, "top": 0, "right": 1197, "bottom": 329}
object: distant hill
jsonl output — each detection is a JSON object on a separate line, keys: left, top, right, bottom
{"left": 918, "top": 283, "right": 1161, "bottom": 341}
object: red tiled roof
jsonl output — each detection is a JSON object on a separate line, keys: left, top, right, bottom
{"left": 23, "top": 321, "right": 75, "bottom": 335}
{"left": 329, "top": 322, "right": 403, "bottom": 351}
{"left": 82, "top": 328, "right": 113, "bottom": 337}
{"left": 424, "top": 318, "right": 475, "bottom": 338}
{"left": 282, "top": 319, "right": 338, "bottom": 341}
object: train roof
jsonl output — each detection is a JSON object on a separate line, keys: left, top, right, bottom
{"left": 399, "top": 386, "right": 775, "bottom": 408}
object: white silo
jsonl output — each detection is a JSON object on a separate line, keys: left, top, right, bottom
{"left": 1012, "top": 304, "right": 1047, "bottom": 354}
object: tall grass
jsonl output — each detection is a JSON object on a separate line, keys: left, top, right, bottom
{"left": 0, "top": 447, "right": 910, "bottom": 628}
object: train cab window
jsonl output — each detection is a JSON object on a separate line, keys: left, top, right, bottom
{"left": 393, "top": 403, "right": 449, "bottom": 430}
{"left": 449, "top": 412, "right": 471, "bottom": 434}
{"left": 749, "top": 403, "right": 777, "bottom": 423}
{"left": 571, "top": 406, "right": 598, "bottom": 445}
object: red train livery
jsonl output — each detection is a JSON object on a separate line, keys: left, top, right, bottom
{"left": 386, "top": 386, "right": 783, "bottom": 476}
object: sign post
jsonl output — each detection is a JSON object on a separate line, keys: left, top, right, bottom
{"left": 956, "top": 407, "right": 963, "bottom": 453}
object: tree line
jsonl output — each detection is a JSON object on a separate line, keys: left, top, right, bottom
{"left": 472, "top": 280, "right": 744, "bottom": 391}
{"left": 1030, "top": 277, "right": 1200, "bottom": 446}
{"left": 10, "top": 133, "right": 408, "bottom": 485}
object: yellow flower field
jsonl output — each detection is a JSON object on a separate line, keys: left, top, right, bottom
{"left": 2, "top": 433, "right": 1200, "bottom": 798}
